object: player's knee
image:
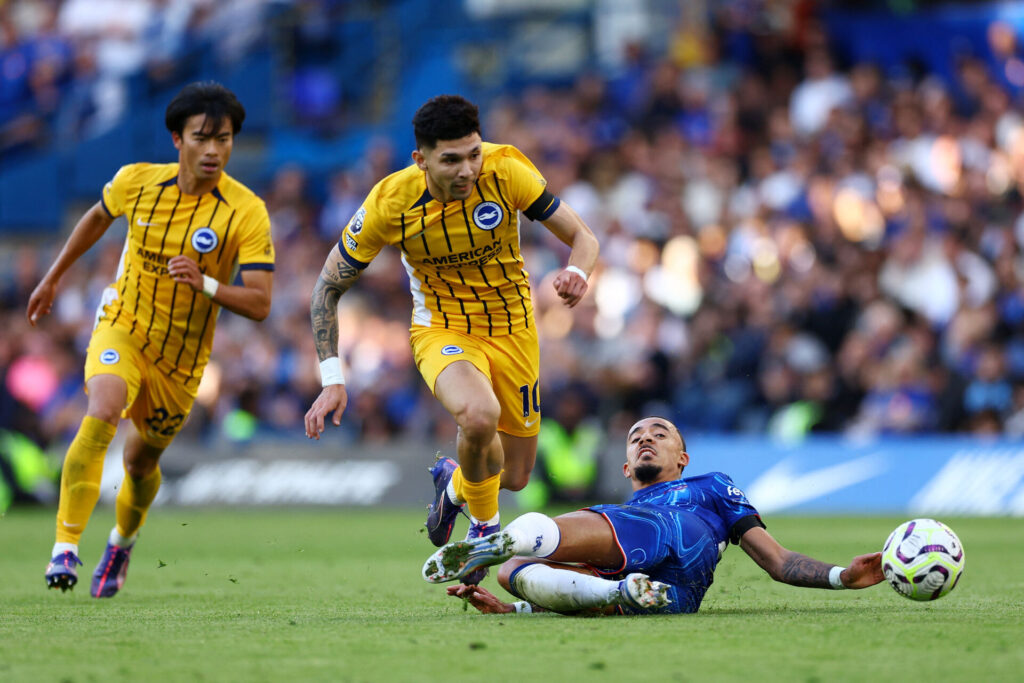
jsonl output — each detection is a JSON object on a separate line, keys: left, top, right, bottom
{"left": 455, "top": 403, "right": 500, "bottom": 442}
{"left": 500, "top": 470, "right": 530, "bottom": 492}
{"left": 86, "top": 403, "right": 121, "bottom": 425}
{"left": 497, "top": 558, "right": 532, "bottom": 591}
{"left": 123, "top": 458, "right": 158, "bottom": 480}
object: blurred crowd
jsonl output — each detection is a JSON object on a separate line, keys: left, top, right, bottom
{"left": 0, "top": 0, "right": 270, "bottom": 161}
{"left": 3, "top": 1, "right": 1024, "bottom": 453}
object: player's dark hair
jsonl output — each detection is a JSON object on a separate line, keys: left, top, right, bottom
{"left": 412, "top": 95, "right": 480, "bottom": 149}
{"left": 165, "top": 81, "right": 246, "bottom": 136}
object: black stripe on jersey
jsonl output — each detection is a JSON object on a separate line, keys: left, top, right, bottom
{"left": 213, "top": 209, "right": 235, "bottom": 265}
{"left": 419, "top": 207, "right": 431, "bottom": 256}
{"left": 499, "top": 244, "right": 532, "bottom": 329}
{"left": 438, "top": 210, "right": 454, "bottom": 253}
{"left": 185, "top": 298, "right": 216, "bottom": 381}
{"left": 173, "top": 290, "right": 199, "bottom": 369}
{"left": 523, "top": 190, "right": 560, "bottom": 222}
{"left": 440, "top": 276, "right": 469, "bottom": 334}
{"left": 100, "top": 196, "right": 114, "bottom": 218}
{"left": 129, "top": 185, "right": 168, "bottom": 335}
{"left": 108, "top": 259, "right": 132, "bottom": 327}
{"left": 500, "top": 243, "right": 529, "bottom": 329}
{"left": 479, "top": 264, "right": 512, "bottom": 334}
{"left": 172, "top": 198, "right": 220, "bottom": 368}
{"left": 158, "top": 194, "right": 203, "bottom": 357}
{"left": 423, "top": 273, "right": 449, "bottom": 329}
{"left": 491, "top": 182, "right": 514, "bottom": 227}
{"left": 140, "top": 187, "right": 183, "bottom": 353}
{"left": 239, "top": 263, "right": 274, "bottom": 271}
{"left": 459, "top": 201, "right": 476, "bottom": 248}
{"left": 400, "top": 212, "right": 407, "bottom": 243}
{"left": 457, "top": 270, "right": 489, "bottom": 336}
{"left": 110, "top": 187, "right": 147, "bottom": 327}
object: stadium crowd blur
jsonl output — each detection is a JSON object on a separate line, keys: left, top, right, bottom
{"left": 3, "top": 0, "right": 1024, "bottom": 471}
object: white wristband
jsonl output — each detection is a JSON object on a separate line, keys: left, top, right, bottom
{"left": 512, "top": 601, "right": 533, "bottom": 614}
{"left": 319, "top": 357, "right": 345, "bottom": 386}
{"left": 564, "top": 265, "right": 588, "bottom": 281}
{"left": 202, "top": 275, "right": 219, "bottom": 298}
{"left": 829, "top": 566, "right": 846, "bottom": 589}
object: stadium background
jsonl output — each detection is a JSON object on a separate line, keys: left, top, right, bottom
{"left": 1, "top": 0, "right": 1024, "bottom": 517}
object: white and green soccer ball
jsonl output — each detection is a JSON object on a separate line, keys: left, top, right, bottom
{"left": 881, "top": 518, "right": 965, "bottom": 601}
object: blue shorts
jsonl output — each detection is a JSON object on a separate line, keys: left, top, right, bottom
{"left": 586, "top": 503, "right": 723, "bottom": 614}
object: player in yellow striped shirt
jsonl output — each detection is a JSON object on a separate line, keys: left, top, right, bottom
{"left": 27, "top": 82, "right": 275, "bottom": 597}
{"left": 304, "top": 95, "right": 599, "bottom": 578}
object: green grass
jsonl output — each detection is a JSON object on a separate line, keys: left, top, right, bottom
{"left": 1, "top": 508, "right": 1021, "bottom": 682}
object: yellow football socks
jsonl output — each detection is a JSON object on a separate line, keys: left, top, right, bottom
{"left": 458, "top": 470, "right": 502, "bottom": 523}
{"left": 115, "top": 465, "right": 161, "bottom": 540}
{"left": 55, "top": 416, "right": 117, "bottom": 544}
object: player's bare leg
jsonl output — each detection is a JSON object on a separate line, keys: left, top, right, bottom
{"left": 434, "top": 361, "right": 503, "bottom": 521}
{"left": 92, "top": 431, "right": 165, "bottom": 598}
{"left": 47, "top": 374, "right": 125, "bottom": 592}
{"left": 497, "top": 433, "right": 537, "bottom": 492}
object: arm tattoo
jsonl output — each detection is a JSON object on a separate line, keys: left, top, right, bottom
{"left": 310, "top": 258, "right": 361, "bottom": 361}
{"left": 778, "top": 552, "right": 833, "bottom": 588}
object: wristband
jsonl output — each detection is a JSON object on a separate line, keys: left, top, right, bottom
{"left": 319, "top": 357, "right": 346, "bottom": 386}
{"left": 202, "top": 275, "right": 219, "bottom": 299}
{"left": 512, "top": 601, "right": 533, "bottom": 614}
{"left": 564, "top": 265, "right": 588, "bottom": 281}
{"left": 829, "top": 565, "right": 846, "bottom": 589}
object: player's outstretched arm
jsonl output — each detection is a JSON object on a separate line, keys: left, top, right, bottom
{"left": 168, "top": 256, "right": 272, "bottom": 321}
{"left": 540, "top": 202, "right": 599, "bottom": 308}
{"left": 740, "top": 526, "right": 883, "bottom": 589}
{"left": 304, "top": 245, "right": 363, "bottom": 439}
{"left": 27, "top": 202, "right": 114, "bottom": 325}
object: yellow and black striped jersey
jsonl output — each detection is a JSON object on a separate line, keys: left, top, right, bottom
{"left": 338, "top": 142, "right": 559, "bottom": 336}
{"left": 98, "top": 162, "right": 274, "bottom": 386}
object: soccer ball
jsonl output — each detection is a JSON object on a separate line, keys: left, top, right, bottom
{"left": 881, "top": 518, "right": 965, "bottom": 601}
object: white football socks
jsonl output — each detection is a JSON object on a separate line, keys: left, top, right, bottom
{"left": 108, "top": 526, "right": 138, "bottom": 548}
{"left": 509, "top": 562, "right": 620, "bottom": 612}
{"left": 504, "top": 512, "right": 560, "bottom": 557}
{"left": 446, "top": 479, "right": 464, "bottom": 505}
{"left": 470, "top": 513, "right": 500, "bottom": 528}
{"left": 52, "top": 542, "right": 78, "bottom": 557}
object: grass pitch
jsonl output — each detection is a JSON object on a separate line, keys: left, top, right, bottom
{"left": 1, "top": 507, "right": 1021, "bottom": 682}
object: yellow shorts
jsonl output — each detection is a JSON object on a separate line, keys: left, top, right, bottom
{"left": 411, "top": 325, "right": 540, "bottom": 437}
{"left": 84, "top": 325, "right": 196, "bottom": 448}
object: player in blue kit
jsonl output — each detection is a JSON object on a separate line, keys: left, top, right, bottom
{"left": 423, "top": 416, "right": 884, "bottom": 615}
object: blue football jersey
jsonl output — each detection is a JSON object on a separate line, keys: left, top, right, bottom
{"left": 628, "top": 471, "right": 763, "bottom": 546}
{"left": 588, "top": 472, "right": 763, "bottom": 613}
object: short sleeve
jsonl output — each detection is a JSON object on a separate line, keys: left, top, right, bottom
{"left": 235, "top": 201, "right": 275, "bottom": 271}
{"left": 337, "top": 184, "right": 389, "bottom": 270}
{"left": 101, "top": 165, "right": 135, "bottom": 218}
{"left": 494, "top": 146, "right": 549, "bottom": 212}
{"left": 706, "top": 472, "right": 764, "bottom": 543}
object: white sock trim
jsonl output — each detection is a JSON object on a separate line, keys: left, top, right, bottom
{"left": 470, "top": 513, "right": 500, "bottom": 527}
{"left": 52, "top": 542, "right": 78, "bottom": 557}
{"left": 506, "top": 512, "right": 560, "bottom": 557}
{"left": 109, "top": 527, "right": 138, "bottom": 548}
{"left": 446, "top": 479, "right": 464, "bottom": 505}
